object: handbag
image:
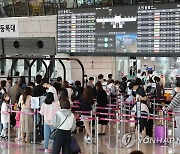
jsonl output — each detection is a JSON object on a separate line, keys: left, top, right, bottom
{"left": 49, "top": 116, "right": 68, "bottom": 140}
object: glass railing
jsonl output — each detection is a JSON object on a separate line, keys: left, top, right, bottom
{"left": 0, "top": 0, "right": 175, "bottom": 17}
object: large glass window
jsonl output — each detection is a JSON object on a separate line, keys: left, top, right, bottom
{"left": 116, "top": 57, "right": 180, "bottom": 88}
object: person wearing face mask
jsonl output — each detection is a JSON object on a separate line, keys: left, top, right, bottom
{"left": 165, "top": 82, "right": 180, "bottom": 140}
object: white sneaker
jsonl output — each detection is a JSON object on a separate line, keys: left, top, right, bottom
{"left": 84, "top": 136, "right": 90, "bottom": 144}
{"left": 87, "top": 136, "right": 91, "bottom": 141}
{"left": 44, "top": 149, "right": 48, "bottom": 153}
{"left": 175, "top": 141, "right": 180, "bottom": 145}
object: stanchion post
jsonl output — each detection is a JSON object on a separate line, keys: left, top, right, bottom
{"left": 136, "top": 100, "right": 141, "bottom": 151}
{"left": 172, "top": 115, "right": 175, "bottom": 150}
{"left": 8, "top": 111, "right": 10, "bottom": 142}
{"left": 163, "top": 110, "right": 168, "bottom": 146}
{"left": 90, "top": 110, "right": 93, "bottom": 144}
{"left": 8, "top": 99, "right": 12, "bottom": 142}
{"left": 153, "top": 98, "right": 156, "bottom": 122}
{"left": 108, "top": 92, "right": 111, "bottom": 147}
{"left": 33, "top": 109, "right": 36, "bottom": 145}
{"left": 94, "top": 103, "right": 97, "bottom": 144}
{"left": 115, "top": 112, "right": 119, "bottom": 148}
{"left": 120, "top": 95, "right": 124, "bottom": 139}
{"left": 108, "top": 95, "right": 112, "bottom": 147}
{"left": 128, "top": 102, "right": 131, "bottom": 133}
{"left": 96, "top": 117, "right": 99, "bottom": 154}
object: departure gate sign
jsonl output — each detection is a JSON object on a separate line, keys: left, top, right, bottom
{"left": 57, "top": 3, "right": 180, "bottom": 54}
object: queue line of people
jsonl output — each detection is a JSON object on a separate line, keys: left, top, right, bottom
{"left": 0, "top": 72, "right": 179, "bottom": 153}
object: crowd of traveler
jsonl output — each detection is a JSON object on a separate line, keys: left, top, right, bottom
{"left": 0, "top": 70, "right": 178, "bottom": 153}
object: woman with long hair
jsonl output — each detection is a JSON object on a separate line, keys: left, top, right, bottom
{"left": 40, "top": 92, "right": 60, "bottom": 153}
{"left": 61, "top": 81, "right": 74, "bottom": 105}
{"left": 95, "top": 81, "right": 109, "bottom": 135}
{"left": 18, "top": 87, "right": 33, "bottom": 143}
{"left": 79, "top": 86, "right": 94, "bottom": 143}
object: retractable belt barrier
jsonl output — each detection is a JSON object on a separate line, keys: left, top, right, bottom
{"left": 2, "top": 98, "right": 176, "bottom": 151}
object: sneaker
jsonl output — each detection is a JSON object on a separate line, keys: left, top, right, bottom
{"left": 84, "top": 136, "right": 90, "bottom": 144}
{"left": 87, "top": 136, "right": 91, "bottom": 143}
{"left": 44, "top": 149, "right": 48, "bottom": 153}
{"left": 175, "top": 141, "right": 180, "bottom": 145}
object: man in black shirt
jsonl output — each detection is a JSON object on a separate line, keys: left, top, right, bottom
{"left": 53, "top": 76, "right": 62, "bottom": 94}
{"left": 32, "top": 75, "right": 46, "bottom": 97}
{"left": 132, "top": 80, "right": 147, "bottom": 101}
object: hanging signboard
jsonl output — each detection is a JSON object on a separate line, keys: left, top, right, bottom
{"left": 31, "top": 97, "right": 40, "bottom": 109}
{"left": 0, "top": 19, "right": 19, "bottom": 37}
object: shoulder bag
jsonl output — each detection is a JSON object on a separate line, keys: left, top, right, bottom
{"left": 49, "top": 116, "right": 68, "bottom": 140}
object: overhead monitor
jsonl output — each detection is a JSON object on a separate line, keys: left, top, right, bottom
{"left": 57, "top": 3, "right": 180, "bottom": 55}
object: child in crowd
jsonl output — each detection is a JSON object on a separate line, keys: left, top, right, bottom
{"left": 0, "top": 93, "right": 10, "bottom": 139}
{"left": 15, "top": 106, "right": 21, "bottom": 141}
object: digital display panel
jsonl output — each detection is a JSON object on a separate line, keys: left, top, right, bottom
{"left": 137, "top": 4, "right": 180, "bottom": 53}
{"left": 57, "top": 3, "right": 180, "bottom": 55}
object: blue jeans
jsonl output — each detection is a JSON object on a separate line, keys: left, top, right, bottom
{"left": 44, "top": 123, "right": 54, "bottom": 149}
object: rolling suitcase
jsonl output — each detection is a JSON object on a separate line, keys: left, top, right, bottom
{"left": 155, "top": 125, "right": 167, "bottom": 144}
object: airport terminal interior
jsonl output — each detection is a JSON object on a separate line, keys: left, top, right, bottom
{"left": 1, "top": 0, "right": 180, "bottom": 154}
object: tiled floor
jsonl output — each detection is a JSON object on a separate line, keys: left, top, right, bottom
{"left": 1, "top": 132, "right": 180, "bottom": 154}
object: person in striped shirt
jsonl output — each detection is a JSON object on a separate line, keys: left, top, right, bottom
{"left": 166, "top": 82, "right": 180, "bottom": 139}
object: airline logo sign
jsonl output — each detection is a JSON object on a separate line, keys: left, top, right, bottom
{"left": 0, "top": 19, "right": 19, "bottom": 37}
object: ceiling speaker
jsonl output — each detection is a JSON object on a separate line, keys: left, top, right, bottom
{"left": 37, "top": 40, "right": 44, "bottom": 49}
{"left": 14, "top": 41, "right": 20, "bottom": 49}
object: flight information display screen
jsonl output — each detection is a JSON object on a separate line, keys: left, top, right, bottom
{"left": 137, "top": 4, "right": 180, "bottom": 53}
{"left": 57, "top": 3, "right": 180, "bottom": 54}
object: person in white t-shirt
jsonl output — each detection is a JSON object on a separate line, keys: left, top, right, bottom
{"left": 43, "top": 78, "right": 59, "bottom": 103}
{"left": 0, "top": 93, "right": 10, "bottom": 139}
